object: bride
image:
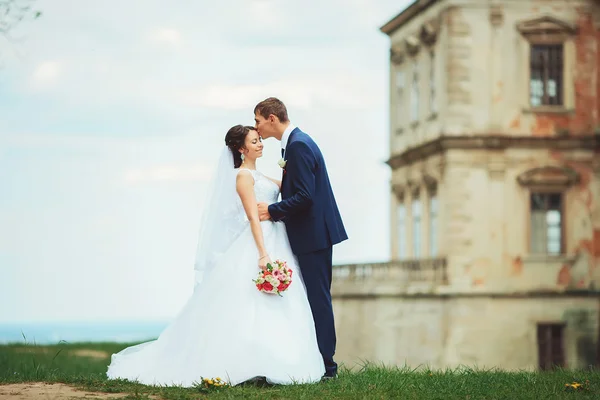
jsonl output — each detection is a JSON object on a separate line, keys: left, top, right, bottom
{"left": 106, "top": 125, "right": 325, "bottom": 386}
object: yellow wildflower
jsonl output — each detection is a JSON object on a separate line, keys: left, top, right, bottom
{"left": 565, "top": 382, "right": 583, "bottom": 390}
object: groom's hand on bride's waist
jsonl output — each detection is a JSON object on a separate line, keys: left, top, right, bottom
{"left": 257, "top": 202, "right": 272, "bottom": 221}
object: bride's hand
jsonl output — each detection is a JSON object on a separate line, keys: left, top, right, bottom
{"left": 259, "top": 255, "right": 272, "bottom": 270}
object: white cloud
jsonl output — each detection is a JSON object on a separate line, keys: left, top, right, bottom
{"left": 174, "top": 72, "right": 383, "bottom": 111}
{"left": 247, "top": 0, "right": 287, "bottom": 28}
{"left": 174, "top": 83, "right": 312, "bottom": 110}
{"left": 149, "top": 28, "right": 183, "bottom": 48}
{"left": 29, "top": 60, "right": 62, "bottom": 88}
{"left": 123, "top": 163, "right": 214, "bottom": 184}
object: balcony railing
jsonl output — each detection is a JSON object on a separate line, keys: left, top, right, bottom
{"left": 332, "top": 258, "right": 448, "bottom": 296}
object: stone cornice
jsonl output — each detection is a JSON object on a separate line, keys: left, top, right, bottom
{"left": 404, "top": 35, "right": 421, "bottom": 55}
{"left": 390, "top": 45, "right": 406, "bottom": 64}
{"left": 517, "top": 15, "right": 577, "bottom": 44}
{"left": 332, "top": 290, "right": 600, "bottom": 300}
{"left": 517, "top": 165, "right": 580, "bottom": 188}
{"left": 517, "top": 15, "right": 577, "bottom": 37}
{"left": 387, "top": 135, "right": 600, "bottom": 169}
{"left": 380, "top": 0, "right": 441, "bottom": 36}
{"left": 420, "top": 17, "right": 441, "bottom": 45}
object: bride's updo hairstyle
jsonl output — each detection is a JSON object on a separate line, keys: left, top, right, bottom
{"left": 225, "top": 125, "right": 256, "bottom": 168}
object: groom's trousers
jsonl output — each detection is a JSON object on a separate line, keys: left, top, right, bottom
{"left": 296, "top": 247, "right": 337, "bottom": 376}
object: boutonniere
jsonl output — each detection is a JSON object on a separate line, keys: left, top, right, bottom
{"left": 278, "top": 158, "right": 287, "bottom": 169}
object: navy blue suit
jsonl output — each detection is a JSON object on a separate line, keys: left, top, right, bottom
{"left": 268, "top": 128, "right": 347, "bottom": 376}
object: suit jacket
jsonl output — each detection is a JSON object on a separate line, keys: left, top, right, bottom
{"left": 268, "top": 128, "right": 348, "bottom": 255}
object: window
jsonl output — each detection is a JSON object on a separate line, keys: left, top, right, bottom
{"left": 530, "top": 193, "right": 563, "bottom": 255}
{"left": 429, "top": 51, "right": 436, "bottom": 114}
{"left": 429, "top": 190, "right": 438, "bottom": 256}
{"left": 410, "top": 60, "right": 419, "bottom": 122}
{"left": 517, "top": 16, "right": 575, "bottom": 110}
{"left": 396, "top": 69, "right": 405, "bottom": 129}
{"left": 397, "top": 201, "right": 407, "bottom": 260}
{"left": 530, "top": 44, "right": 563, "bottom": 106}
{"left": 412, "top": 194, "right": 421, "bottom": 257}
{"left": 537, "top": 323, "right": 565, "bottom": 370}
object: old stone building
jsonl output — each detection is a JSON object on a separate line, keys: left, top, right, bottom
{"left": 332, "top": 0, "right": 600, "bottom": 371}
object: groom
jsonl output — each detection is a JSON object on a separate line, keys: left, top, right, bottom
{"left": 254, "top": 97, "right": 348, "bottom": 379}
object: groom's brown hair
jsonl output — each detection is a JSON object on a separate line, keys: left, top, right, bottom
{"left": 254, "top": 97, "right": 289, "bottom": 123}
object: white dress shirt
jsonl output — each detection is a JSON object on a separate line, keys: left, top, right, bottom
{"left": 281, "top": 123, "right": 296, "bottom": 157}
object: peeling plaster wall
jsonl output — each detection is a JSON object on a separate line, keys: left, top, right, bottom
{"left": 389, "top": 1, "right": 447, "bottom": 154}
{"left": 333, "top": 295, "right": 599, "bottom": 370}
{"left": 500, "top": 3, "right": 598, "bottom": 137}
{"left": 389, "top": 0, "right": 600, "bottom": 140}
{"left": 442, "top": 0, "right": 599, "bottom": 136}
{"left": 388, "top": 0, "right": 600, "bottom": 287}
{"left": 365, "top": 0, "right": 600, "bottom": 371}
{"left": 442, "top": 148, "right": 599, "bottom": 292}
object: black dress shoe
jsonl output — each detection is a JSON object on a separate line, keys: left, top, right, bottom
{"left": 241, "top": 376, "right": 271, "bottom": 387}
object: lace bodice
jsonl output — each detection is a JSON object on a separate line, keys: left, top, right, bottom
{"left": 237, "top": 168, "right": 279, "bottom": 204}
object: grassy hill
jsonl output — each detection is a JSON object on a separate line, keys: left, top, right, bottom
{"left": 1, "top": 342, "right": 599, "bottom": 399}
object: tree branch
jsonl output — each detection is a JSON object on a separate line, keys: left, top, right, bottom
{"left": 0, "top": 0, "right": 41, "bottom": 36}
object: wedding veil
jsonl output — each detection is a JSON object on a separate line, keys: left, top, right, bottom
{"left": 193, "top": 146, "right": 245, "bottom": 286}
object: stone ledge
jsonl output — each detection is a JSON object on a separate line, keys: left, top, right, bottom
{"left": 522, "top": 106, "right": 575, "bottom": 115}
{"left": 332, "top": 288, "right": 600, "bottom": 299}
{"left": 387, "top": 135, "right": 600, "bottom": 169}
{"left": 521, "top": 254, "right": 578, "bottom": 264}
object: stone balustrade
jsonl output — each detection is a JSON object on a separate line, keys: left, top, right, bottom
{"left": 331, "top": 258, "right": 448, "bottom": 297}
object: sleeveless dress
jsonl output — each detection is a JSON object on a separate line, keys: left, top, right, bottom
{"left": 106, "top": 168, "right": 325, "bottom": 386}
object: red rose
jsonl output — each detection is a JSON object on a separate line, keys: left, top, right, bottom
{"left": 263, "top": 282, "right": 273, "bottom": 292}
{"left": 277, "top": 283, "right": 285, "bottom": 292}
{"left": 256, "top": 283, "right": 263, "bottom": 291}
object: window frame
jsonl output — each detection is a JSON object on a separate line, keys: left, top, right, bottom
{"left": 429, "top": 50, "right": 437, "bottom": 115}
{"left": 410, "top": 58, "right": 420, "bottom": 123}
{"left": 411, "top": 190, "right": 421, "bottom": 258}
{"left": 395, "top": 66, "right": 406, "bottom": 134}
{"left": 428, "top": 186, "right": 438, "bottom": 257}
{"left": 529, "top": 44, "right": 564, "bottom": 107}
{"left": 529, "top": 190, "right": 565, "bottom": 256}
{"left": 517, "top": 16, "right": 576, "bottom": 114}
{"left": 397, "top": 196, "right": 407, "bottom": 260}
{"left": 517, "top": 164, "right": 579, "bottom": 257}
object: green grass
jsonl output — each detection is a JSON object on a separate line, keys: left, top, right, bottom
{"left": 1, "top": 341, "right": 599, "bottom": 399}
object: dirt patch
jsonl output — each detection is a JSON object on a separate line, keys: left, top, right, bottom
{"left": 12, "top": 348, "right": 110, "bottom": 359}
{"left": 0, "top": 383, "right": 138, "bottom": 399}
{"left": 70, "top": 349, "right": 110, "bottom": 359}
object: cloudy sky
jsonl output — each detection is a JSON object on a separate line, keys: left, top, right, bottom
{"left": 0, "top": 0, "right": 411, "bottom": 323}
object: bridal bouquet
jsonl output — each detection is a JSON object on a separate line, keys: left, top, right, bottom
{"left": 253, "top": 259, "right": 293, "bottom": 296}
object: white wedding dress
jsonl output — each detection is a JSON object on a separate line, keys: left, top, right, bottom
{"left": 106, "top": 167, "right": 325, "bottom": 386}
